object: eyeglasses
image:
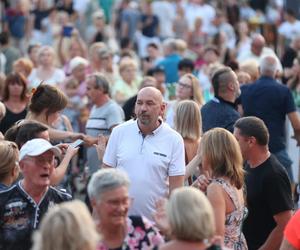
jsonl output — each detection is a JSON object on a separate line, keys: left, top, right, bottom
{"left": 178, "top": 82, "right": 192, "bottom": 89}
{"left": 25, "top": 156, "right": 55, "bottom": 166}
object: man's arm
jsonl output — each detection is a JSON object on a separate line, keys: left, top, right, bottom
{"left": 259, "top": 210, "right": 293, "bottom": 250}
{"left": 169, "top": 175, "right": 184, "bottom": 194}
{"left": 288, "top": 111, "right": 300, "bottom": 145}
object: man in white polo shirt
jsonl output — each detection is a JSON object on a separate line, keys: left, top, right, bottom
{"left": 103, "top": 87, "right": 185, "bottom": 220}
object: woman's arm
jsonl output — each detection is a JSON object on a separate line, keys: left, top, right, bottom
{"left": 185, "top": 154, "right": 201, "bottom": 180}
{"left": 207, "top": 183, "right": 226, "bottom": 238}
{"left": 50, "top": 145, "right": 79, "bottom": 186}
{"left": 48, "top": 127, "right": 84, "bottom": 142}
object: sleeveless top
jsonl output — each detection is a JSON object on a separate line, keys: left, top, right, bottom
{"left": 212, "top": 178, "right": 248, "bottom": 250}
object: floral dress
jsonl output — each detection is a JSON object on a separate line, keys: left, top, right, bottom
{"left": 212, "top": 178, "right": 248, "bottom": 250}
{"left": 97, "top": 215, "right": 164, "bottom": 250}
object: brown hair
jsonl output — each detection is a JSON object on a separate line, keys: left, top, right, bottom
{"left": 2, "top": 72, "right": 27, "bottom": 101}
{"left": 13, "top": 58, "right": 34, "bottom": 77}
{"left": 29, "top": 84, "right": 68, "bottom": 119}
{"left": 200, "top": 128, "right": 244, "bottom": 189}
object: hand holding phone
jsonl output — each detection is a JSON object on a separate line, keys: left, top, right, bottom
{"left": 63, "top": 26, "right": 73, "bottom": 37}
{"left": 69, "top": 139, "right": 84, "bottom": 148}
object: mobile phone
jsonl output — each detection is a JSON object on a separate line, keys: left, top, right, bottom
{"left": 69, "top": 139, "right": 84, "bottom": 148}
{"left": 63, "top": 26, "right": 73, "bottom": 37}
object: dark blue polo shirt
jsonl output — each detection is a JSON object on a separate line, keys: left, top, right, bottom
{"left": 240, "top": 76, "right": 296, "bottom": 153}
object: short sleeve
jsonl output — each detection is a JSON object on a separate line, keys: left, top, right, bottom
{"left": 284, "top": 210, "right": 300, "bottom": 249}
{"left": 106, "top": 104, "right": 124, "bottom": 129}
{"left": 285, "top": 88, "right": 296, "bottom": 114}
{"left": 168, "top": 134, "right": 185, "bottom": 176}
{"left": 103, "top": 127, "right": 119, "bottom": 167}
{"left": 264, "top": 171, "right": 293, "bottom": 215}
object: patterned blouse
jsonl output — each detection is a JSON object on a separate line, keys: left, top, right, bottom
{"left": 97, "top": 215, "right": 164, "bottom": 250}
{"left": 212, "top": 178, "right": 248, "bottom": 250}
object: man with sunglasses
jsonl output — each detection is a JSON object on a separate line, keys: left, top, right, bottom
{"left": 0, "top": 138, "right": 72, "bottom": 250}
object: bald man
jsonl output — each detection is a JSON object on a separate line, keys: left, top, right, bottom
{"left": 237, "top": 34, "right": 283, "bottom": 73}
{"left": 103, "top": 87, "right": 185, "bottom": 220}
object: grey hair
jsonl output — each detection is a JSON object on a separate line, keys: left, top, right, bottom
{"left": 162, "top": 38, "right": 177, "bottom": 51}
{"left": 87, "top": 168, "right": 130, "bottom": 200}
{"left": 88, "top": 73, "right": 110, "bottom": 94}
{"left": 259, "top": 56, "right": 277, "bottom": 77}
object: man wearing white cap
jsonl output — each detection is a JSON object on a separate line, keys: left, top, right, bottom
{"left": 0, "top": 138, "right": 72, "bottom": 250}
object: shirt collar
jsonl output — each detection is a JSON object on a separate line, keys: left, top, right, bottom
{"left": 135, "top": 118, "right": 163, "bottom": 136}
{"left": 214, "top": 96, "right": 237, "bottom": 109}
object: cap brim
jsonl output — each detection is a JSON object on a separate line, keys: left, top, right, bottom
{"left": 22, "top": 146, "right": 61, "bottom": 160}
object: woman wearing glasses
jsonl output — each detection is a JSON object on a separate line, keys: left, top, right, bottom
{"left": 165, "top": 73, "right": 204, "bottom": 128}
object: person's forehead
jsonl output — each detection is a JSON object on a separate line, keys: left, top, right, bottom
{"left": 137, "top": 89, "right": 160, "bottom": 102}
{"left": 38, "top": 150, "right": 55, "bottom": 158}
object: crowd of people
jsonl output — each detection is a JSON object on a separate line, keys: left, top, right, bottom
{"left": 1, "top": 0, "right": 300, "bottom": 250}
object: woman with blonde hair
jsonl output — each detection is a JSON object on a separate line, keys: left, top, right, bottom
{"left": 174, "top": 100, "right": 202, "bottom": 183}
{"left": 166, "top": 73, "right": 204, "bottom": 128}
{"left": 31, "top": 200, "right": 99, "bottom": 250}
{"left": 112, "top": 58, "right": 141, "bottom": 105}
{"left": 196, "top": 128, "right": 247, "bottom": 249}
{"left": 28, "top": 46, "right": 65, "bottom": 89}
{"left": 0, "top": 140, "right": 20, "bottom": 190}
{"left": 155, "top": 186, "right": 219, "bottom": 250}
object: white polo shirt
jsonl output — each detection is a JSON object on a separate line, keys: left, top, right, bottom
{"left": 103, "top": 119, "right": 185, "bottom": 220}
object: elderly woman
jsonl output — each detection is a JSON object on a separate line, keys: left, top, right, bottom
{"left": 32, "top": 200, "right": 99, "bottom": 250}
{"left": 196, "top": 128, "right": 247, "bottom": 250}
{"left": 166, "top": 73, "right": 204, "bottom": 128}
{"left": 155, "top": 186, "right": 219, "bottom": 250}
{"left": 88, "top": 168, "right": 164, "bottom": 250}
{"left": 0, "top": 140, "right": 20, "bottom": 190}
{"left": 112, "top": 58, "right": 141, "bottom": 105}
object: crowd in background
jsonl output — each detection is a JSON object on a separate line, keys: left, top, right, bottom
{"left": 0, "top": 0, "right": 300, "bottom": 250}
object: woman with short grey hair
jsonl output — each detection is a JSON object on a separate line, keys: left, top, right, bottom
{"left": 88, "top": 168, "right": 164, "bottom": 250}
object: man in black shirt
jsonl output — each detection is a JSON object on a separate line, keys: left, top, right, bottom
{"left": 0, "top": 138, "right": 72, "bottom": 250}
{"left": 234, "top": 117, "right": 293, "bottom": 250}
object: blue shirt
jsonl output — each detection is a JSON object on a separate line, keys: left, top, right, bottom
{"left": 157, "top": 54, "right": 181, "bottom": 83}
{"left": 240, "top": 76, "right": 296, "bottom": 152}
{"left": 201, "top": 96, "right": 240, "bottom": 133}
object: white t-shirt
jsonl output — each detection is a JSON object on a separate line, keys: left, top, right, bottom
{"left": 278, "top": 20, "right": 300, "bottom": 40}
{"left": 103, "top": 120, "right": 185, "bottom": 220}
{"left": 86, "top": 100, "right": 124, "bottom": 174}
{"left": 152, "top": 1, "right": 175, "bottom": 38}
{"left": 28, "top": 68, "right": 66, "bottom": 89}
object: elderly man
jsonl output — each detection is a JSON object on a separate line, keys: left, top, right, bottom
{"left": 240, "top": 55, "right": 300, "bottom": 182}
{"left": 0, "top": 138, "right": 72, "bottom": 250}
{"left": 237, "top": 34, "right": 282, "bottom": 73}
{"left": 201, "top": 66, "right": 241, "bottom": 133}
{"left": 85, "top": 73, "right": 124, "bottom": 174}
{"left": 103, "top": 87, "right": 185, "bottom": 220}
{"left": 234, "top": 117, "right": 293, "bottom": 250}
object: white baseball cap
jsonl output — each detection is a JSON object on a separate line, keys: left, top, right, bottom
{"left": 19, "top": 138, "right": 61, "bottom": 161}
